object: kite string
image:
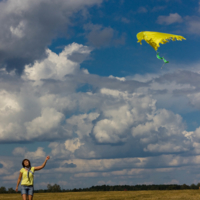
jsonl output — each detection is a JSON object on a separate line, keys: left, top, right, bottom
{"left": 161, "top": 63, "right": 165, "bottom": 69}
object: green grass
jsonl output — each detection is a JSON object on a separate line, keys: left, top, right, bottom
{"left": 1, "top": 190, "right": 200, "bottom": 200}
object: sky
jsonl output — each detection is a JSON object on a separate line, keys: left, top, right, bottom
{"left": 1, "top": 0, "right": 200, "bottom": 190}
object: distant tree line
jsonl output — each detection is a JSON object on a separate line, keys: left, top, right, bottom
{"left": 0, "top": 187, "right": 16, "bottom": 193}
{"left": 1, "top": 183, "right": 200, "bottom": 193}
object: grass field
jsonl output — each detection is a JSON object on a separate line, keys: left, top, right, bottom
{"left": 0, "top": 190, "right": 200, "bottom": 200}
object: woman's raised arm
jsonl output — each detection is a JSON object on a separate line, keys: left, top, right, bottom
{"left": 34, "top": 156, "right": 50, "bottom": 171}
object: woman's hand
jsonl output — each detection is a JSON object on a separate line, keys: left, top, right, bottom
{"left": 35, "top": 156, "right": 50, "bottom": 171}
{"left": 15, "top": 187, "right": 18, "bottom": 192}
{"left": 45, "top": 156, "right": 50, "bottom": 161}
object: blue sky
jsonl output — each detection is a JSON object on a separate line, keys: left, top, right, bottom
{"left": 49, "top": 0, "right": 200, "bottom": 75}
{"left": 1, "top": 0, "right": 200, "bottom": 190}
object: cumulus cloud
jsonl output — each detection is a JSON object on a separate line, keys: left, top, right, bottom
{"left": 187, "top": 92, "right": 200, "bottom": 108}
{"left": 48, "top": 142, "right": 71, "bottom": 159}
{"left": 22, "top": 43, "right": 92, "bottom": 82}
{"left": 0, "top": 0, "right": 102, "bottom": 72}
{"left": 65, "top": 138, "right": 84, "bottom": 153}
{"left": 12, "top": 147, "right": 26, "bottom": 156}
{"left": 25, "top": 108, "right": 65, "bottom": 140}
{"left": 24, "top": 147, "right": 46, "bottom": 160}
{"left": 1, "top": 38, "right": 200, "bottom": 187}
{"left": 92, "top": 88, "right": 157, "bottom": 144}
{"left": 165, "top": 179, "right": 179, "bottom": 184}
{"left": 0, "top": 43, "right": 93, "bottom": 143}
{"left": 12, "top": 147, "right": 46, "bottom": 160}
{"left": 3, "top": 171, "right": 19, "bottom": 181}
{"left": 63, "top": 163, "right": 77, "bottom": 168}
{"left": 3, "top": 0, "right": 200, "bottom": 189}
{"left": 185, "top": 16, "right": 200, "bottom": 35}
{"left": 0, "top": 45, "right": 195, "bottom": 161}
{"left": 132, "top": 109, "right": 190, "bottom": 153}
{"left": 157, "top": 13, "right": 183, "bottom": 25}
{"left": 56, "top": 157, "right": 142, "bottom": 173}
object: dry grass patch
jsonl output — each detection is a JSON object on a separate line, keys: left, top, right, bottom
{"left": 1, "top": 190, "right": 200, "bottom": 200}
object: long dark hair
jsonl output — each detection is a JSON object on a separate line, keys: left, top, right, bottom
{"left": 22, "top": 159, "right": 31, "bottom": 168}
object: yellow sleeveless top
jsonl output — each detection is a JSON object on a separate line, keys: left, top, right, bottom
{"left": 20, "top": 167, "right": 35, "bottom": 186}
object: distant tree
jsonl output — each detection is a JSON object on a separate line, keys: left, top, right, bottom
{"left": 8, "top": 187, "right": 15, "bottom": 193}
{"left": 167, "top": 185, "right": 180, "bottom": 190}
{"left": 53, "top": 184, "right": 61, "bottom": 192}
{"left": 40, "top": 183, "right": 200, "bottom": 193}
{"left": 0, "top": 186, "right": 6, "bottom": 193}
{"left": 72, "top": 188, "right": 78, "bottom": 192}
{"left": 47, "top": 184, "right": 52, "bottom": 192}
{"left": 181, "top": 184, "right": 190, "bottom": 190}
{"left": 190, "top": 184, "right": 198, "bottom": 189}
{"left": 47, "top": 184, "right": 61, "bottom": 192}
{"left": 197, "top": 183, "right": 200, "bottom": 188}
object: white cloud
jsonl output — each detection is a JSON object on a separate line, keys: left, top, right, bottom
{"left": 132, "top": 109, "right": 190, "bottom": 153}
{"left": 96, "top": 180, "right": 116, "bottom": 185}
{"left": 185, "top": 16, "right": 200, "bottom": 35}
{"left": 48, "top": 142, "right": 71, "bottom": 159}
{"left": 24, "top": 147, "right": 46, "bottom": 160}
{"left": 1, "top": 39, "right": 200, "bottom": 188}
{"left": 0, "top": 43, "right": 92, "bottom": 142}
{"left": 0, "top": 159, "right": 14, "bottom": 176}
{"left": 12, "top": 147, "right": 26, "bottom": 156}
{"left": 25, "top": 108, "right": 65, "bottom": 139}
{"left": 57, "top": 181, "right": 68, "bottom": 186}
{"left": 66, "top": 112, "right": 100, "bottom": 139}
{"left": 0, "top": 89, "right": 24, "bottom": 141}
{"left": 39, "top": 94, "right": 77, "bottom": 113}
{"left": 12, "top": 147, "right": 46, "bottom": 160}
{"left": 3, "top": 171, "right": 19, "bottom": 181}
{"left": 56, "top": 157, "right": 142, "bottom": 173}
{"left": 166, "top": 179, "right": 179, "bottom": 184}
{"left": 109, "top": 75, "right": 126, "bottom": 81}
{"left": 0, "top": 90, "right": 21, "bottom": 114}
{"left": 75, "top": 172, "right": 99, "bottom": 178}
{"left": 92, "top": 88, "right": 157, "bottom": 143}
{"left": 157, "top": 13, "right": 183, "bottom": 25}
{"left": 0, "top": 46, "right": 197, "bottom": 157}
{"left": 22, "top": 43, "right": 92, "bottom": 82}
{"left": 3, "top": 0, "right": 200, "bottom": 189}
{"left": 187, "top": 92, "right": 200, "bottom": 108}
{"left": 10, "top": 21, "right": 26, "bottom": 38}
{"left": 65, "top": 138, "right": 84, "bottom": 153}
{"left": 0, "top": 0, "right": 102, "bottom": 72}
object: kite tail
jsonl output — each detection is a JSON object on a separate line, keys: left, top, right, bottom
{"left": 156, "top": 52, "right": 169, "bottom": 69}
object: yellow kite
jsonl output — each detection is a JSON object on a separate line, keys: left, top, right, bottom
{"left": 136, "top": 31, "right": 186, "bottom": 66}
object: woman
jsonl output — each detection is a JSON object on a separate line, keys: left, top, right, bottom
{"left": 15, "top": 156, "right": 50, "bottom": 200}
